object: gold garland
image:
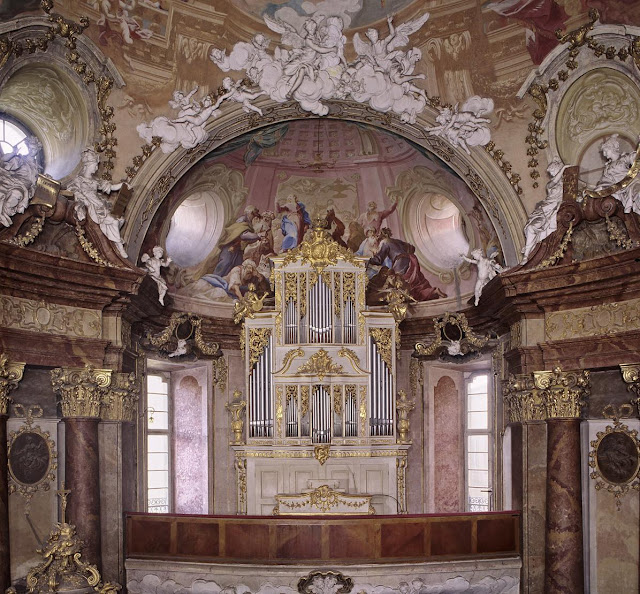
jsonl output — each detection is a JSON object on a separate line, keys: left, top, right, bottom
{"left": 74, "top": 222, "right": 113, "bottom": 267}
{"left": 7, "top": 216, "right": 44, "bottom": 247}
{"left": 534, "top": 221, "right": 574, "bottom": 269}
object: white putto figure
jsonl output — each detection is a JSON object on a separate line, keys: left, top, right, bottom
{"left": 137, "top": 86, "right": 226, "bottom": 153}
{"left": 426, "top": 96, "right": 494, "bottom": 154}
{"left": 67, "top": 148, "right": 129, "bottom": 259}
{"left": 209, "top": 12, "right": 430, "bottom": 122}
{"left": 0, "top": 136, "right": 41, "bottom": 227}
{"left": 594, "top": 134, "right": 640, "bottom": 215}
{"left": 460, "top": 248, "right": 505, "bottom": 306}
{"left": 141, "top": 245, "right": 172, "bottom": 305}
{"left": 521, "top": 158, "right": 569, "bottom": 264}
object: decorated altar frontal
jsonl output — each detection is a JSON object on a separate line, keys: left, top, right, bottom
{"left": 126, "top": 511, "right": 521, "bottom": 593}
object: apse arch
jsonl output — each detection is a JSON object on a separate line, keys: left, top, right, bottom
{"left": 123, "top": 101, "right": 527, "bottom": 269}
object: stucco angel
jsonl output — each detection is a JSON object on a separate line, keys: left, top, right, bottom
{"left": 593, "top": 134, "right": 640, "bottom": 216}
{"left": 262, "top": 14, "right": 345, "bottom": 113}
{"left": 426, "top": 96, "right": 494, "bottom": 154}
{"left": 141, "top": 245, "right": 171, "bottom": 305}
{"left": 220, "top": 77, "right": 266, "bottom": 116}
{"left": 137, "top": 88, "right": 225, "bottom": 153}
{"left": 460, "top": 248, "right": 505, "bottom": 306}
{"left": 0, "top": 136, "right": 41, "bottom": 227}
{"left": 67, "top": 147, "right": 128, "bottom": 259}
{"left": 353, "top": 13, "right": 430, "bottom": 75}
{"left": 521, "top": 158, "right": 569, "bottom": 264}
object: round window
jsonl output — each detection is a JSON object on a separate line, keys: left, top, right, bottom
{"left": 411, "top": 193, "right": 470, "bottom": 270}
{"left": 165, "top": 190, "right": 225, "bottom": 267}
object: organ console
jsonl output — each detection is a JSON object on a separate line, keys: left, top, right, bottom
{"left": 234, "top": 218, "right": 409, "bottom": 515}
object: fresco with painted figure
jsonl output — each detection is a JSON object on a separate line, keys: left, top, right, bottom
{"left": 142, "top": 120, "right": 501, "bottom": 309}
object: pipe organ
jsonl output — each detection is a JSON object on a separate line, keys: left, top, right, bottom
{"left": 235, "top": 220, "right": 409, "bottom": 515}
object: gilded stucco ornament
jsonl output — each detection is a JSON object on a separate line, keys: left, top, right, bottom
{"left": 413, "top": 312, "right": 491, "bottom": 363}
{"left": 369, "top": 328, "right": 393, "bottom": 369}
{"left": 313, "top": 444, "right": 330, "bottom": 465}
{"left": 534, "top": 367, "right": 590, "bottom": 419}
{"left": 503, "top": 373, "right": 545, "bottom": 424}
{"left": 26, "top": 485, "right": 120, "bottom": 593}
{"left": 282, "top": 217, "right": 364, "bottom": 276}
{"left": 226, "top": 389, "right": 247, "bottom": 445}
{"left": 144, "top": 312, "right": 221, "bottom": 359}
{"left": 296, "top": 349, "right": 343, "bottom": 381}
{"left": 8, "top": 404, "right": 57, "bottom": 512}
{"left": 248, "top": 328, "right": 271, "bottom": 369}
{"left": 589, "top": 405, "right": 640, "bottom": 510}
{"left": 101, "top": 372, "right": 140, "bottom": 423}
{"left": 396, "top": 390, "right": 415, "bottom": 444}
{"left": 50, "top": 365, "right": 112, "bottom": 419}
{"left": 0, "top": 353, "right": 25, "bottom": 415}
{"left": 233, "top": 283, "right": 268, "bottom": 325}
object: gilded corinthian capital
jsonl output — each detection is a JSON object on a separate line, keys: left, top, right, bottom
{"left": 534, "top": 367, "right": 590, "bottom": 419}
{"left": 504, "top": 367, "right": 590, "bottom": 422}
{"left": 51, "top": 365, "right": 112, "bottom": 418}
{"left": 101, "top": 372, "right": 140, "bottom": 422}
{"left": 0, "top": 353, "right": 25, "bottom": 415}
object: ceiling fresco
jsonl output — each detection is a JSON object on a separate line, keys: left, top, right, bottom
{"left": 141, "top": 120, "right": 498, "bottom": 307}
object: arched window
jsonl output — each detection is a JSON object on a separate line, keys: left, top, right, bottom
{"left": 0, "top": 114, "right": 39, "bottom": 159}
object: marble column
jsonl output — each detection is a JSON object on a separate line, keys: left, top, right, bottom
{"left": 535, "top": 368, "right": 590, "bottom": 594}
{"left": 100, "top": 372, "right": 140, "bottom": 584}
{"left": 51, "top": 365, "right": 112, "bottom": 570}
{"left": 0, "top": 354, "right": 25, "bottom": 594}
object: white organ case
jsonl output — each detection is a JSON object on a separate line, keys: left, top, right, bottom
{"left": 234, "top": 220, "right": 409, "bottom": 515}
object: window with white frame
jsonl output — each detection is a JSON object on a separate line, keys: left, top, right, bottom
{"left": 146, "top": 373, "right": 171, "bottom": 513}
{"left": 466, "top": 372, "right": 492, "bottom": 512}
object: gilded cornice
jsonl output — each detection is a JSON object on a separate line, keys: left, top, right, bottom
{"left": 0, "top": 353, "right": 26, "bottom": 416}
{"left": 101, "top": 372, "right": 140, "bottom": 423}
{"left": 51, "top": 365, "right": 112, "bottom": 419}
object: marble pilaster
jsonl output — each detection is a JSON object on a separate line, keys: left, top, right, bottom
{"left": 0, "top": 354, "right": 25, "bottom": 593}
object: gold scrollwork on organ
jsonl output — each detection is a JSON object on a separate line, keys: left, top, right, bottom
{"left": 233, "top": 218, "right": 409, "bottom": 515}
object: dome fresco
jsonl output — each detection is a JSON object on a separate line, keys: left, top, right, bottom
{"left": 145, "top": 120, "right": 497, "bottom": 307}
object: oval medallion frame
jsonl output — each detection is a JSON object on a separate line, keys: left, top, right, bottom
{"left": 589, "top": 418, "right": 640, "bottom": 509}
{"left": 8, "top": 404, "right": 58, "bottom": 509}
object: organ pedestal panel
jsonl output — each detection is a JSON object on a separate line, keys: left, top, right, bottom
{"left": 235, "top": 222, "right": 408, "bottom": 515}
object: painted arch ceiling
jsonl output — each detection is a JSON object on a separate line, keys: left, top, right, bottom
{"left": 2, "top": 0, "right": 639, "bottom": 311}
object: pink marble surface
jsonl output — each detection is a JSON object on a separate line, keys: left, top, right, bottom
{"left": 434, "top": 375, "right": 462, "bottom": 512}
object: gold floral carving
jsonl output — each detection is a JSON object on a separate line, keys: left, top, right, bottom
{"left": 50, "top": 365, "right": 112, "bottom": 419}
{"left": 397, "top": 456, "right": 408, "bottom": 514}
{"left": 333, "top": 386, "right": 343, "bottom": 415}
{"left": 146, "top": 312, "right": 221, "bottom": 357}
{"left": 358, "top": 270, "right": 367, "bottom": 344}
{"left": 605, "top": 215, "right": 635, "bottom": 249}
{"left": 274, "top": 485, "right": 373, "bottom": 516}
{"left": 275, "top": 348, "right": 305, "bottom": 374}
{"left": 370, "top": 328, "right": 393, "bottom": 369}
{"left": 295, "top": 349, "right": 343, "bottom": 380}
{"left": 299, "top": 273, "right": 308, "bottom": 318}
{"left": 0, "top": 296, "right": 102, "bottom": 339}
{"left": 8, "top": 405, "right": 57, "bottom": 511}
{"left": 343, "top": 272, "right": 356, "bottom": 302}
{"left": 74, "top": 222, "right": 114, "bottom": 267}
{"left": 396, "top": 390, "right": 415, "bottom": 444}
{"left": 235, "top": 457, "right": 247, "bottom": 514}
{"left": 589, "top": 417, "right": 640, "bottom": 510}
{"left": 534, "top": 222, "right": 574, "bottom": 269}
{"left": 212, "top": 356, "right": 228, "bottom": 393}
{"left": 359, "top": 386, "right": 367, "bottom": 436}
{"left": 0, "top": 353, "right": 25, "bottom": 415}
{"left": 281, "top": 218, "right": 363, "bottom": 275}
{"left": 276, "top": 385, "right": 284, "bottom": 438}
{"left": 285, "top": 272, "right": 298, "bottom": 303}
{"left": 314, "top": 444, "right": 330, "bottom": 465}
{"left": 249, "top": 328, "right": 271, "bottom": 369}
{"left": 301, "top": 386, "right": 310, "bottom": 417}
{"left": 236, "top": 448, "right": 407, "bottom": 459}
{"left": 413, "top": 312, "right": 489, "bottom": 358}
{"left": 338, "top": 348, "right": 365, "bottom": 374}
{"left": 101, "top": 372, "right": 140, "bottom": 423}
{"left": 274, "top": 269, "right": 283, "bottom": 343}
{"left": 546, "top": 300, "right": 640, "bottom": 341}
{"left": 483, "top": 141, "right": 523, "bottom": 195}
{"left": 226, "top": 389, "right": 246, "bottom": 444}
{"left": 503, "top": 373, "right": 544, "bottom": 423}
{"left": 534, "top": 367, "right": 590, "bottom": 419}
{"left": 7, "top": 215, "right": 44, "bottom": 247}
{"left": 409, "top": 357, "right": 423, "bottom": 400}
